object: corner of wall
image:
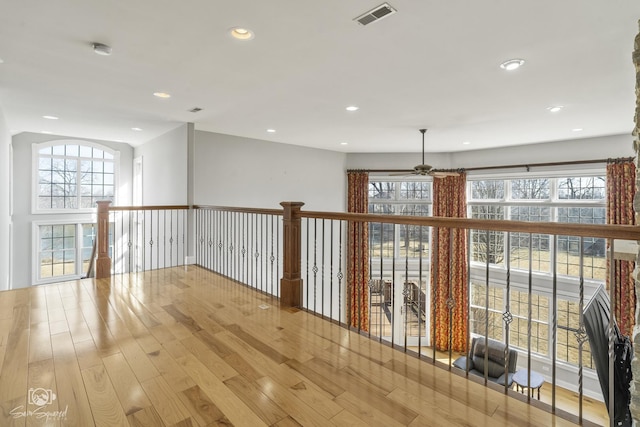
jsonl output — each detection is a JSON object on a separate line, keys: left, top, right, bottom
{"left": 0, "top": 108, "right": 11, "bottom": 291}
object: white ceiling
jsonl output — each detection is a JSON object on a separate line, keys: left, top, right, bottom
{"left": 1, "top": 1, "right": 639, "bottom": 153}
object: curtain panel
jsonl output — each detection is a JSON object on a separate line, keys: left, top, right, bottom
{"left": 607, "top": 160, "right": 636, "bottom": 337}
{"left": 430, "top": 173, "right": 468, "bottom": 351}
{"left": 347, "top": 171, "right": 369, "bottom": 331}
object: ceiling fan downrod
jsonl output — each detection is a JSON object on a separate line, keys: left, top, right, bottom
{"left": 419, "top": 128, "right": 427, "bottom": 165}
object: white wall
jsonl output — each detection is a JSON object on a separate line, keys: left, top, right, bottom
{"left": 452, "top": 133, "right": 634, "bottom": 170}
{"left": 347, "top": 152, "right": 453, "bottom": 171}
{"left": 0, "top": 108, "right": 10, "bottom": 291}
{"left": 11, "top": 132, "right": 133, "bottom": 288}
{"left": 347, "top": 133, "right": 635, "bottom": 173}
{"left": 194, "top": 131, "right": 347, "bottom": 211}
{"left": 134, "top": 124, "right": 188, "bottom": 205}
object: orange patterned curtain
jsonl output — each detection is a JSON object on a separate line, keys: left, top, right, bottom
{"left": 347, "top": 171, "right": 369, "bottom": 331}
{"left": 430, "top": 173, "right": 468, "bottom": 351}
{"left": 606, "top": 160, "right": 636, "bottom": 336}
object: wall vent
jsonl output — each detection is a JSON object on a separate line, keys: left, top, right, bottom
{"left": 189, "top": 107, "right": 203, "bottom": 113}
{"left": 354, "top": 3, "right": 396, "bottom": 26}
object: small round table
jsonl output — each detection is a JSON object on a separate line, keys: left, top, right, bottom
{"left": 512, "top": 370, "right": 544, "bottom": 399}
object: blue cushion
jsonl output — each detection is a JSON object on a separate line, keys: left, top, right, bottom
{"left": 496, "top": 372, "right": 514, "bottom": 387}
{"left": 452, "top": 356, "right": 473, "bottom": 371}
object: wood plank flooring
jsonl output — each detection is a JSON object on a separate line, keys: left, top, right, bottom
{"left": 0, "top": 266, "right": 604, "bottom": 426}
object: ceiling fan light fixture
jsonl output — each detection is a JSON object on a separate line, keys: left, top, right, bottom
{"left": 500, "top": 58, "right": 524, "bottom": 71}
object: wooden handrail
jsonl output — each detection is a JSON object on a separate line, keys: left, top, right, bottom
{"left": 193, "top": 205, "right": 283, "bottom": 216}
{"left": 301, "top": 210, "right": 640, "bottom": 240}
{"left": 190, "top": 204, "right": 640, "bottom": 240}
{"left": 97, "top": 202, "right": 640, "bottom": 307}
{"left": 109, "top": 205, "right": 190, "bottom": 211}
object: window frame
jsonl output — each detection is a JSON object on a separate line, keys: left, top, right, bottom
{"left": 32, "top": 139, "right": 120, "bottom": 214}
{"left": 368, "top": 176, "right": 433, "bottom": 261}
{"left": 467, "top": 171, "right": 606, "bottom": 280}
{"left": 467, "top": 168, "right": 606, "bottom": 373}
{"left": 32, "top": 218, "right": 93, "bottom": 285}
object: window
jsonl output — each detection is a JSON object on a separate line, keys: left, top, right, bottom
{"left": 34, "top": 222, "right": 113, "bottom": 284}
{"left": 39, "top": 224, "right": 77, "bottom": 278}
{"left": 557, "top": 298, "right": 594, "bottom": 369}
{"left": 34, "top": 141, "right": 118, "bottom": 212}
{"left": 468, "top": 175, "right": 606, "bottom": 278}
{"left": 32, "top": 140, "right": 119, "bottom": 284}
{"left": 470, "top": 282, "right": 504, "bottom": 341}
{"left": 470, "top": 285, "right": 550, "bottom": 357}
{"left": 369, "top": 179, "right": 432, "bottom": 259}
{"left": 468, "top": 173, "right": 605, "bottom": 371}
{"left": 510, "top": 290, "right": 549, "bottom": 355}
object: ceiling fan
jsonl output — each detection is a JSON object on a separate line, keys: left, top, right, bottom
{"left": 391, "top": 129, "right": 460, "bottom": 178}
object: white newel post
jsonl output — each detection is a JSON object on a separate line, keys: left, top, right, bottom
{"left": 631, "top": 18, "right": 640, "bottom": 426}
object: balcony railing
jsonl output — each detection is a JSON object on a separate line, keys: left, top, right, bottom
{"left": 97, "top": 201, "right": 640, "bottom": 427}
{"left": 96, "top": 201, "right": 190, "bottom": 276}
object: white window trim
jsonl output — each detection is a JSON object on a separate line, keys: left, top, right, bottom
{"left": 369, "top": 176, "right": 433, "bottom": 262}
{"left": 32, "top": 216, "right": 96, "bottom": 285}
{"left": 31, "top": 139, "right": 121, "bottom": 215}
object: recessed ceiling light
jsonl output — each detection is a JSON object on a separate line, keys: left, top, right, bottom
{"left": 500, "top": 59, "right": 525, "bottom": 71}
{"left": 462, "top": 141, "right": 471, "bottom": 145}
{"left": 340, "top": 142, "right": 348, "bottom": 145}
{"left": 131, "top": 127, "right": 143, "bottom": 132}
{"left": 230, "top": 27, "right": 254, "bottom": 40}
{"left": 153, "top": 92, "right": 171, "bottom": 99}
{"left": 92, "top": 42, "right": 112, "bottom": 56}
{"left": 266, "top": 129, "right": 276, "bottom": 133}
{"left": 346, "top": 106, "right": 359, "bottom": 112}
{"left": 0, "top": 58, "right": 4, "bottom": 64}
{"left": 42, "top": 115, "right": 59, "bottom": 120}
{"left": 572, "top": 128, "right": 583, "bottom": 132}
{"left": 547, "top": 106, "right": 563, "bottom": 113}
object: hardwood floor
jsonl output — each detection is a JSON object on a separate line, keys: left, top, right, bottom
{"left": 0, "top": 266, "right": 604, "bottom": 426}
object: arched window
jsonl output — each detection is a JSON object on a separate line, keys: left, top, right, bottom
{"left": 31, "top": 140, "right": 119, "bottom": 284}
{"left": 33, "top": 140, "right": 119, "bottom": 212}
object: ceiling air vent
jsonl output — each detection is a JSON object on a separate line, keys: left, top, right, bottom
{"left": 354, "top": 3, "right": 396, "bottom": 26}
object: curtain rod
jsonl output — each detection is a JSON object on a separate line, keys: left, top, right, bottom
{"left": 347, "top": 157, "right": 635, "bottom": 174}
